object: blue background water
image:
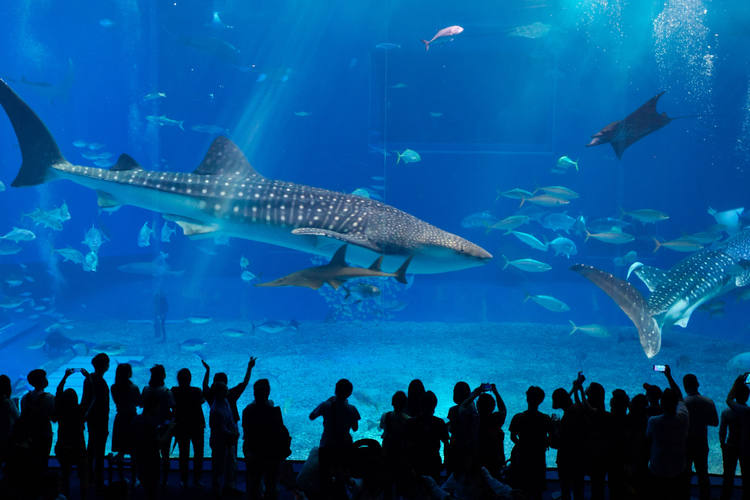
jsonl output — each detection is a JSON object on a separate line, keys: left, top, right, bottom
{"left": 0, "top": 0, "right": 749, "bottom": 468}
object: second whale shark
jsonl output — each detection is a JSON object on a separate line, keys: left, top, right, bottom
{"left": 571, "top": 229, "right": 750, "bottom": 358}
{"left": 0, "top": 80, "right": 491, "bottom": 274}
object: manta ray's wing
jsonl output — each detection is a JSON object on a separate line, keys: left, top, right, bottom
{"left": 610, "top": 92, "right": 672, "bottom": 159}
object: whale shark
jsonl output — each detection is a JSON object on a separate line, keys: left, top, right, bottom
{"left": 571, "top": 229, "right": 750, "bottom": 358}
{"left": 0, "top": 80, "right": 491, "bottom": 274}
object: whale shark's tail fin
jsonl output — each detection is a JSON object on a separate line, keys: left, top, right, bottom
{"left": 0, "top": 79, "right": 65, "bottom": 187}
{"left": 571, "top": 263, "right": 662, "bottom": 358}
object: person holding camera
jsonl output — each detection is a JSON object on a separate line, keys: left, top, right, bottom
{"left": 55, "top": 367, "right": 93, "bottom": 499}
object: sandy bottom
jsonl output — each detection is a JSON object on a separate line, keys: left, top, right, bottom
{"left": 24, "top": 319, "right": 750, "bottom": 473}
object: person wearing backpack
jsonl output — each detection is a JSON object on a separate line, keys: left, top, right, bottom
{"left": 242, "top": 375, "right": 290, "bottom": 500}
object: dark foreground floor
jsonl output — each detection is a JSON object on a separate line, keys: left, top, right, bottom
{"left": 8, "top": 459, "right": 747, "bottom": 499}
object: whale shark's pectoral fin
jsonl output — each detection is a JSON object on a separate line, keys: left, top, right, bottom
{"left": 169, "top": 218, "right": 219, "bottom": 238}
{"left": 572, "top": 263, "right": 662, "bottom": 358}
{"left": 292, "top": 227, "right": 382, "bottom": 253}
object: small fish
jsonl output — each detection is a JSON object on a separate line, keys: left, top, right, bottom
{"left": 501, "top": 256, "right": 552, "bottom": 272}
{"left": 24, "top": 202, "right": 71, "bottom": 231}
{"left": 536, "top": 186, "right": 579, "bottom": 200}
{"left": 143, "top": 91, "right": 167, "bottom": 101}
{"left": 241, "top": 270, "right": 256, "bottom": 282}
{"left": 146, "top": 115, "right": 184, "bottom": 130}
{"left": 99, "top": 18, "right": 114, "bottom": 28}
{"left": 191, "top": 124, "right": 229, "bottom": 135}
{"left": 422, "top": 25, "right": 464, "bottom": 51}
{"left": 507, "top": 22, "right": 552, "bottom": 39}
{"left": 395, "top": 149, "right": 421, "bottom": 164}
{"left": 87, "top": 143, "right": 105, "bottom": 151}
{"left": 568, "top": 320, "right": 610, "bottom": 338}
{"left": 94, "top": 342, "right": 127, "bottom": 355}
{"left": 1, "top": 227, "right": 35, "bottom": 243}
{"left": 369, "top": 185, "right": 386, "bottom": 191}
{"left": 525, "top": 294, "right": 570, "bottom": 312}
{"left": 375, "top": 42, "right": 401, "bottom": 50}
{"left": 240, "top": 256, "right": 249, "bottom": 269}
{"left": 389, "top": 82, "right": 408, "bottom": 89}
{"left": 486, "top": 215, "right": 529, "bottom": 233}
{"left": 253, "top": 320, "right": 300, "bottom": 334}
{"left": 708, "top": 207, "right": 744, "bottom": 233}
{"left": 622, "top": 208, "right": 669, "bottom": 224}
{"left": 461, "top": 211, "right": 498, "bottom": 229}
{"left": 521, "top": 194, "right": 570, "bottom": 208}
{"left": 72, "top": 140, "right": 88, "bottom": 148}
{"left": 498, "top": 188, "right": 533, "bottom": 201}
{"left": 83, "top": 251, "right": 98, "bottom": 272}
{"left": 5, "top": 279, "right": 22, "bottom": 287}
{"left": 27, "top": 339, "right": 46, "bottom": 350}
{"left": 160, "top": 223, "right": 176, "bottom": 243}
{"left": 138, "top": 222, "right": 154, "bottom": 247}
{"left": 0, "top": 240, "right": 22, "bottom": 255}
{"left": 684, "top": 231, "right": 723, "bottom": 245}
{"left": 344, "top": 283, "right": 381, "bottom": 302}
{"left": 0, "top": 180, "right": 4, "bottom": 192}
{"left": 555, "top": 156, "right": 579, "bottom": 172}
{"left": 371, "top": 176, "right": 385, "bottom": 182}
{"left": 94, "top": 160, "right": 113, "bottom": 167}
{"left": 542, "top": 212, "right": 577, "bottom": 233}
{"left": 613, "top": 250, "right": 638, "bottom": 267}
{"left": 294, "top": 111, "right": 312, "bottom": 117}
{"left": 585, "top": 230, "right": 634, "bottom": 245}
{"left": 0, "top": 297, "right": 27, "bottom": 309}
{"left": 549, "top": 237, "right": 578, "bottom": 258}
{"left": 429, "top": 112, "right": 443, "bottom": 118}
{"left": 509, "top": 231, "right": 548, "bottom": 252}
{"left": 653, "top": 237, "right": 703, "bottom": 253}
{"left": 81, "top": 151, "right": 112, "bottom": 160}
{"left": 222, "top": 328, "right": 247, "bottom": 338}
{"left": 180, "top": 338, "right": 207, "bottom": 352}
{"left": 82, "top": 225, "right": 105, "bottom": 253}
{"left": 187, "top": 316, "right": 212, "bottom": 324}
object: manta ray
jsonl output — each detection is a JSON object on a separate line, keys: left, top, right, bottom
{"left": 586, "top": 92, "right": 674, "bottom": 159}
{"left": 0, "top": 79, "right": 491, "bottom": 274}
{"left": 571, "top": 229, "right": 750, "bottom": 358}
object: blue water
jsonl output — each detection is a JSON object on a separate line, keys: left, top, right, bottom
{"left": 1, "top": 0, "right": 749, "bottom": 470}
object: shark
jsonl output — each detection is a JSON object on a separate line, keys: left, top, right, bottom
{"left": 256, "top": 244, "right": 411, "bottom": 290}
{"left": 0, "top": 79, "right": 491, "bottom": 274}
{"left": 571, "top": 229, "right": 750, "bottom": 358}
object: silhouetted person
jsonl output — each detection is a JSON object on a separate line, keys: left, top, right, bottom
{"left": 725, "top": 374, "right": 750, "bottom": 500}
{"left": 171, "top": 367, "right": 205, "bottom": 488}
{"left": 628, "top": 393, "right": 651, "bottom": 497}
{"left": 682, "top": 373, "right": 718, "bottom": 500}
{"left": 154, "top": 290, "right": 168, "bottom": 342}
{"left": 580, "top": 381, "right": 610, "bottom": 500}
{"left": 476, "top": 383, "right": 507, "bottom": 479}
{"left": 202, "top": 356, "right": 255, "bottom": 492}
{"left": 509, "top": 385, "right": 551, "bottom": 500}
{"left": 643, "top": 383, "right": 663, "bottom": 417}
{"left": 209, "top": 381, "right": 238, "bottom": 495}
{"left": 406, "top": 390, "right": 448, "bottom": 481}
{"left": 551, "top": 374, "right": 586, "bottom": 500}
{"left": 379, "top": 390, "right": 409, "bottom": 499}
{"left": 406, "top": 379, "right": 425, "bottom": 418}
{"left": 0, "top": 374, "right": 19, "bottom": 472}
{"left": 722, "top": 378, "right": 749, "bottom": 500}
{"left": 81, "top": 352, "right": 110, "bottom": 490}
{"left": 646, "top": 365, "right": 689, "bottom": 500}
{"left": 111, "top": 363, "right": 141, "bottom": 483}
{"left": 608, "top": 388, "right": 630, "bottom": 500}
{"left": 132, "top": 390, "right": 169, "bottom": 500}
{"left": 20, "top": 368, "right": 56, "bottom": 492}
{"left": 55, "top": 368, "right": 92, "bottom": 499}
{"left": 142, "top": 364, "right": 175, "bottom": 486}
{"left": 446, "top": 381, "right": 479, "bottom": 474}
{"left": 310, "top": 378, "right": 360, "bottom": 499}
{"left": 242, "top": 377, "right": 289, "bottom": 500}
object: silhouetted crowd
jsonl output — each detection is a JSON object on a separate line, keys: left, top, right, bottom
{"left": 1, "top": 355, "right": 749, "bottom": 500}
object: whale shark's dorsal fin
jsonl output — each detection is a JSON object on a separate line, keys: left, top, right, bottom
{"left": 629, "top": 262, "right": 669, "bottom": 292}
{"left": 111, "top": 154, "right": 142, "bottom": 171}
{"left": 193, "top": 137, "right": 263, "bottom": 178}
